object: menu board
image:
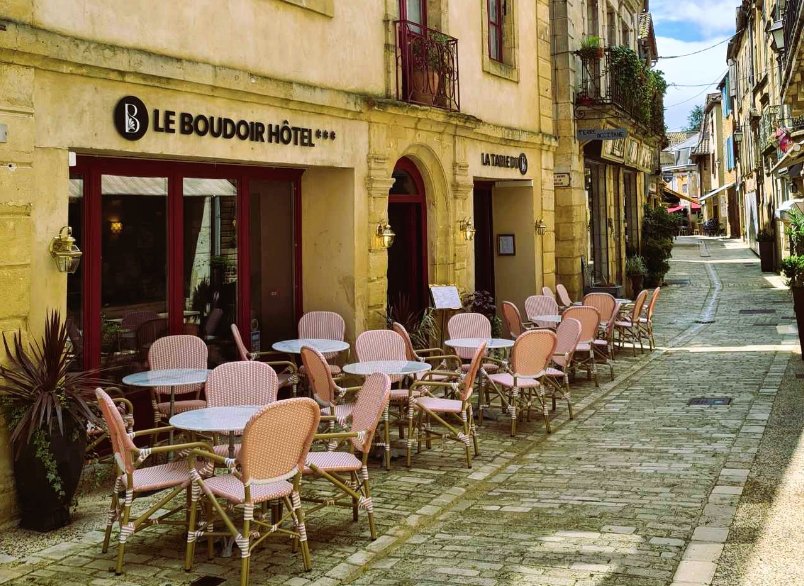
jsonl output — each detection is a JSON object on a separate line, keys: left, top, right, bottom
{"left": 429, "top": 285, "right": 462, "bottom": 310}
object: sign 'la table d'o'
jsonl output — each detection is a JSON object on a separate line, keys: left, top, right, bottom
{"left": 576, "top": 128, "right": 628, "bottom": 141}
{"left": 429, "top": 285, "right": 462, "bottom": 310}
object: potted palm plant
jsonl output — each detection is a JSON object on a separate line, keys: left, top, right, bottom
{"left": 625, "top": 255, "right": 648, "bottom": 299}
{"left": 756, "top": 227, "right": 775, "bottom": 272}
{"left": 0, "top": 311, "right": 105, "bottom": 531}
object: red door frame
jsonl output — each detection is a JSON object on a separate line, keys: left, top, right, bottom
{"left": 72, "top": 156, "right": 304, "bottom": 368}
{"left": 389, "top": 157, "right": 429, "bottom": 312}
{"left": 399, "top": 0, "right": 427, "bottom": 26}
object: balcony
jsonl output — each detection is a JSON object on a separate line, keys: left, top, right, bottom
{"left": 395, "top": 20, "right": 460, "bottom": 112}
{"left": 784, "top": 0, "right": 801, "bottom": 66}
{"left": 576, "top": 48, "right": 665, "bottom": 138}
{"left": 781, "top": 0, "right": 804, "bottom": 110}
{"left": 759, "top": 105, "right": 804, "bottom": 163}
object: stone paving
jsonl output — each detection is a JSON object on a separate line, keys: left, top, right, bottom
{"left": 0, "top": 236, "right": 798, "bottom": 586}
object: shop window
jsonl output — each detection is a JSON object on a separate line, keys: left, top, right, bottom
{"left": 481, "top": 0, "right": 518, "bottom": 81}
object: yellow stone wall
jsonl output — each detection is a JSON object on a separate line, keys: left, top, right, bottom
{"left": 0, "top": 0, "right": 559, "bottom": 522}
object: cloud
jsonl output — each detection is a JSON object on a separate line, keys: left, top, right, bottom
{"left": 656, "top": 36, "right": 730, "bottom": 130}
{"left": 651, "top": 0, "right": 739, "bottom": 38}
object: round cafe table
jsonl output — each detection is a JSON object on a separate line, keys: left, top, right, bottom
{"left": 170, "top": 406, "right": 262, "bottom": 458}
{"left": 342, "top": 360, "right": 431, "bottom": 469}
{"left": 529, "top": 314, "right": 562, "bottom": 326}
{"left": 272, "top": 338, "right": 350, "bottom": 354}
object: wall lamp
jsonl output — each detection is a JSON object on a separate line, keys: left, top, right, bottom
{"left": 377, "top": 220, "right": 396, "bottom": 249}
{"left": 49, "top": 226, "right": 82, "bottom": 273}
{"left": 458, "top": 217, "right": 476, "bottom": 241}
{"left": 109, "top": 220, "right": 123, "bottom": 235}
{"left": 768, "top": 19, "right": 784, "bottom": 52}
{"left": 535, "top": 219, "right": 548, "bottom": 235}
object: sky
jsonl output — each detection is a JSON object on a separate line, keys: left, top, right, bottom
{"left": 651, "top": 0, "right": 737, "bottom": 131}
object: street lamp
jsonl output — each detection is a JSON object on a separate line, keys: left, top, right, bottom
{"left": 768, "top": 19, "right": 785, "bottom": 52}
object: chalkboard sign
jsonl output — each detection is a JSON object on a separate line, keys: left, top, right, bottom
{"left": 430, "top": 285, "right": 462, "bottom": 310}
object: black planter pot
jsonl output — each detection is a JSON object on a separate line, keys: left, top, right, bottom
{"left": 758, "top": 241, "right": 775, "bottom": 272}
{"left": 628, "top": 275, "right": 644, "bottom": 299}
{"left": 584, "top": 285, "right": 623, "bottom": 298}
{"left": 13, "top": 419, "right": 86, "bottom": 532}
{"left": 793, "top": 287, "right": 804, "bottom": 362}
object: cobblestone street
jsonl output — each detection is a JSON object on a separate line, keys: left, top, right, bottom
{"left": 0, "top": 236, "right": 800, "bottom": 586}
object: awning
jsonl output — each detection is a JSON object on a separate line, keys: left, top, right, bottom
{"left": 662, "top": 185, "right": 699, "bottom": 204}
{"left": 700, "top": 182, "right": 735, "bottom": 202}
{"left": 770, "top": 141, "right": 804, "bottom": 176}
{"left": 667, "top": 203, "right": 701, "bottom": 213}
{"left": 774, "top": 198, "right": 804, "bottom": 222}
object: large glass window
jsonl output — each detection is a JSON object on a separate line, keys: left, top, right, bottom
{"left": 488, "top": 0, "right": 504, "bottom": 62}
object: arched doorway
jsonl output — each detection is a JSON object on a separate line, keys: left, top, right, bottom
{"left": 387, "top": 157, "right": 429, "bottom": 325}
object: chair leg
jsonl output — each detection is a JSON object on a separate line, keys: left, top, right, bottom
{"left": 565, "top": 378, "right": 574, "bottom": 420}
{"left": 114, "top": 498, "right": 133, "bottom": 575}
{"left": 540, "top": 389, "right": 551, "bottom": 434}
{"left": 406, "top": 403, "right": 416, "bottom": 467}
{"left": 469, "top": 405, "right": 479, "bottom": 457}
{"left": 461, "top": 410, "right": 472, "bottom": 469}
{"left": 185, "top": 483, "right": 201, "bottom": 571}
{"left": 102, "top": 488, "right": 118, "bottom": 554}
{"left": 350, "top": 471, "right": 359, "bottom": 522}
{"left": 509, "top": 387, "right": 519, "bottom": 436}
{"left": 360, "top": 466, "right": 378, "bottom": 540}
{"left": 383, "top": 406, "right": 391, "bottom": 470}
{"left": 291, "top": 490, "right": 313, "bottom": 571}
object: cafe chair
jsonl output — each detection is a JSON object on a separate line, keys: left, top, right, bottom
{"left": 593, "top": 301, "right": 621, "bottom": 380}
{"left": 615, "top": 289, "right": 648, "bottom": 356}
{"left": 488, "top": 329, "right": 557, "bottom": 436}
{"left": 300, "top": 345, "right": 361, "bottom": 433}
{"left": 205, "top": 360, "right": 279, "bottom": 458}
{"left": 524, "top": 295, "right": 560, "bottom": 329}
{"left": 392, "top": 321, "right": 461, "bottom": 377}
{"left": 542, "top": 286, "right": 556, "bottom": 301}
{"left": 298, "top": 311, "right": 346, "bottom": 377}
{"left": 407, "top": 344, "right": 484, "bottom": 469}
{"left": 148, "top": 335, "right": 208, "bottom": 426}
{"left": 582, "top": 292, "right": 616, "bottom": 329}
{"left": 184, "top": 398, "right": 320, "bottom": 586}
{"left": 96, "top": 388, "right": 212, "bottom": 575}
{"left": 446, "top": 312, "right": 501, "bottom": 373}
{"left": 501, "top": 301, "right": 533, "bottom": 339}
{"left": 303, "top": 372, "right": 391, "bottom": 540}
{"left": 563, "top": 306, "right": 601, "bottom": 387}
{"left": 639, "top": 287, "right": 661, "bottom": 351}
{"left": 542, "top": 318, "right": 581, "bottom": 420}
{"left": 556, "top": 284, "right": 574, "bottom": 309}
{"left": 231, "top": 324, "right": 300, "bottom": 396}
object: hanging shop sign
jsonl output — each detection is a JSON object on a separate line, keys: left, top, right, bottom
{"left": 481, "top": 152, "right": 528, "bottom": 175}
{"left": 113, "top": 95, "right": 336, "bottom": 147}
{"left": 577, "top": 128, "right": 628, "bottom": 141}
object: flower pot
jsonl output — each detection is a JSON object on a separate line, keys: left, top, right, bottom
{"left": 409, "top": 69, "right": 436, "bottom": 106}
{"left": 628, "top": 275, "right": 644, "bottom": 299}
{"left": 758, "top": 241, "right": 775, "bottom": 272}
{"left": 792, "top": 286, "right": 804, "bottom": 362}
{"left": 14, "top": 419, "right": 86, "bottom": 532}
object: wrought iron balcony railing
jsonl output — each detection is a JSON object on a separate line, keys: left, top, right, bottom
{"left": 759, "top": 105, "right": 804, "bottom": 162}
{"left": 576, "top": 48, "right": 665, "bottom": 137}
{"left": 784, "top": 0, "right": 801, "bottom": 67}
{"left": 395, "top": 20, "right": 460, "bottom": 112}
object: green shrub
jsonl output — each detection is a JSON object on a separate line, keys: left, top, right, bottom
{"left": 781, "top": 255, "right": 804, "bottom": 287}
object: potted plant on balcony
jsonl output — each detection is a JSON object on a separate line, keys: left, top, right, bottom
{"left": 782, "top": 209, "right": 804, "bottom": 359}
{"left": 756, "top": 226, "right": 775, "bottom": 272}
{"left": 0, "top": 311, "right": 105, "bottom": 531}
{"left": 578, "top": 35, "right": 604, "bottom": 60}
{"left": 625, "top": 255, "right": 648, "bottom": 299}
{"left": 408, "top": 31, "right": 451, "bottom": 106}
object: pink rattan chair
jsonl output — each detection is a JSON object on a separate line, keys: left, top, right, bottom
{"left": 184, "top": 398, "right": 320, "bottom": 585}
{"left": 96, "top": 388, "right": 211, "bottom": 575}
{"left": 488, "top": 329, "right": 557, "bottom": 435}
{"left": 502, "top": 301, "right": 532, "bottom": 339}
{"left": 543, "top": 317, "right": 582, "bottom": 419}
{"left": 231, "top": 324, "right": 299, "bottom": 396}
{"left": 392, "top": 321, "right": 461, "bottom": 373}
{"left": 524, "top": 295, "right": 561, "bottom": 328}
{"left": 556, "top": 284, "right": 574, "bottom": 309}
{"left": 301, "top": 345, "right": 359, "bottom": 427}
{"left": 542, "top": 286, "right": 555, "bottom": 300}
{"left": 582, "top": 292, "right": 617, "bottom": 328}
{"left": 593, "top": 301, "right": 621, "bottom": 379}
{"left": 355, "top": 329, "right": 416, "bottom": 469}
{"left": 562, "top": 306, "right": 601, "bottom": 387}
{"left": 304, "top": 372, "right": 391, "bottom": 540}
{"left": 148, "top": 335, "right": 208, "bottom": 425}
{"left": 639, "top": 287, "right": 661, "bottom": 350}
{"left": 408, "top": 344, "right": 485, "bottom": 468}
{"left": 446, "top": 313, "right": 501, "bottom": 373}
{"left": 298, "top": 311, "right": 346, "bottom": 375}
{"left": 615, "top": 289, "right": 648, "bottom": 355}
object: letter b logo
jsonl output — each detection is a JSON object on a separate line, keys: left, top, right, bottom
{"left": 114, "top": 96, "right": 149, "bottom": 141}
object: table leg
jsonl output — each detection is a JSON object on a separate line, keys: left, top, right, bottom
{"left": 228, "top": 431, "right": 236, "bottom": 459}
{"left": 168, "top": 389, "right": 176, "bottom": 459}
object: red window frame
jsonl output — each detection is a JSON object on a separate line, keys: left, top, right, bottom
{"left": 488, "top": 0, "right": 504, "bottom": 62}
{"left": 71, "top": 156, "right": 304, "bottom": 369}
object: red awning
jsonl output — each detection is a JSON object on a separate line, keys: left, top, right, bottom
{"left": 667, "top": 203, "right": 701, "bottom": 213}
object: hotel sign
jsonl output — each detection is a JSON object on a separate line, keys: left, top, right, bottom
{"left": 113, "top": 95, "right": 336, "bottom": 147}
{"left": 481, "top": 152, "right": 528, "bottom": 175}
{"left": 577, "top": 128, "right": 628, "bottom": 141}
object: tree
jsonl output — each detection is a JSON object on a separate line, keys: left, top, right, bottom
{"left": 685, "top": 105, "right": 704, "bottom": 132}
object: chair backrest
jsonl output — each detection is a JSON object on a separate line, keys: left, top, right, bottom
{"left": 355, "top": 330, "right": 407, "bottom": 382}
{"left": 645, "top": 287, "right": 661, "bottom": 320}
{"left": 604, "top": 302, "right": 622, "bottom": 340}
{"left": 510, "top": 330, "right": 557, "bottom": 377}
{"left": 524, "top": 295, "right": 560, "bottom": 326}
{"left": 96, "top": 388, "right": 137, "bottom": 475}
{"left": 556, "top": 284, "right": 573, "bottom": 307}
{"left": 501, "top": 302, "right": 525, "bottom": 339}
{"left": 542, "top": 286, "right": 555, "bottom": 300}
{"left": 391, "top": 322, "right": 418, "bottom": 361}
{"left": 582, "top": 292, "right": 617, "bottom": 322}
{"left": 122, "top": 310, "right": 159, "bottom": 332}
{"left": 561, "top": 306, "right": 600, "bottom": 344}
{"left": 137, "top": 317, "right": 169, "bottom": 361}
{"left": 230, "top": 323, "right": 251, "bottom": 361}
{"left": 447, "top": 313, "right": 491, "bottom": 360}
{"left": 204, "top": 308, "right": 224, "bottom": 337}
{"left": 300, "top": 346, "right": 340, "bottom": 405}
{"left": 629, "top": 289, "right": 649, "bottom": 322}
{"left": 460, "top": 343, "right": 486, "bottom": 402}
{"left": 298, "top": 311, "right": 345, "bottom": 359}
{"left": 240, "top": 398, "right": 320, "bottom": 485}
{"left": 349, "top": 373, "right": 391, "bottom": 453}
{"left": 205, "top": 361, "right": 278, "bottom": 407}
{"left": 148, "top": 335, "right": 208, "bottom": 397}
{"left": 553, "top": 317, "right": 582, "bottom": 368}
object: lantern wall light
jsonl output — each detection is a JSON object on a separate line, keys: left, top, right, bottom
{"left": 109, "top": 220, "right": 123, "bottom": 234}
{"left": 377, "top": 220, "right": 396, "bottom": 249}
{"left": 458, "top": 217, "right": 477, "bottom": 241}
{"left": 535, "top": 219, "right": 548, "bottom": 235}
{"left": 49, "top": 226, "right": 82, "bottom": 273}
